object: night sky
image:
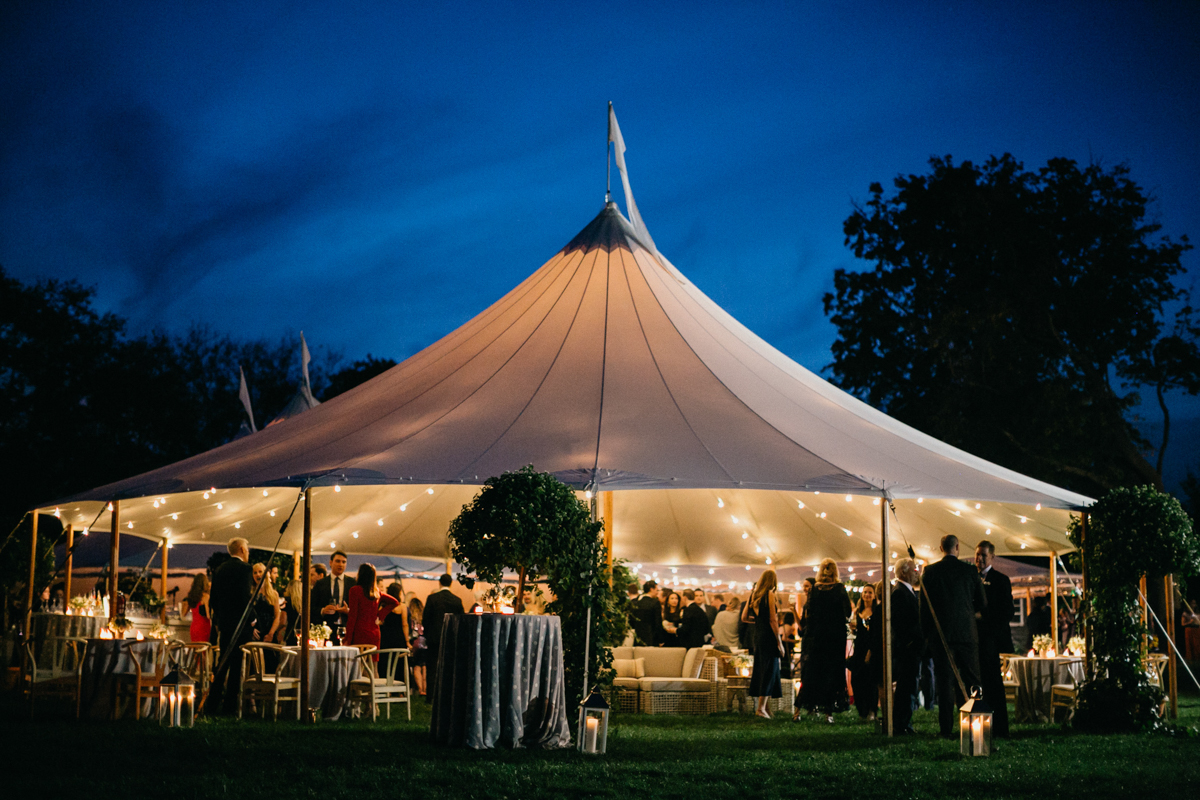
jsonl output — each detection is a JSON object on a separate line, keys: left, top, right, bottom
{"left": 3, "top": 2, "right": 1198, "bottom": 479}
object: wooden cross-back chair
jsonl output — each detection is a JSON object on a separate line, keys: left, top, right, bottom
{"left": 113, "top": 639, "right": 169, "bottom": 721}
{"left": 347, "top": 647, "right": 412, "bottom": 721}
{"left": 22, "top": 636, "right": 87, "bottom": 719}
{"left": 238, "top": 643, "right": 300, "bottom": 720}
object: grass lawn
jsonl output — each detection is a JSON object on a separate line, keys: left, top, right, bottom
{"left": 2, "top": 695, "right": 1198, "bottom": 799}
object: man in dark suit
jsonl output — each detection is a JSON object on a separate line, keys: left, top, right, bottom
{"left": 694, "top": 589, "right": 719, "bottom": 626}
{"left": 206, "top": 537, "right": 254, "bottom": 715}
{"left": 891, "top": 558, "right": 925, "bottom": 734}
{"left": 631, "top": 580, "right": 663, "bottom": 646}
{"left": 310, "top": 550, "right": 355, "bottom": 642}
{"left": 423, "top": 574, "right": 465, "bottom": 696}
{"left": 920, "top": 534, "right": 986, "bottom": 737}
{"left": 677, "top": 589, "right": 713, "bottom": 649}
{"left": 975, "top": 540, "right": 1015, "bottom": 737}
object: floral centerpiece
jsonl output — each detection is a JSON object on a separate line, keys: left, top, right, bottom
{"left": 1031, "top": 634, "right": 1054, "bottom": 656}
{"left": 108, "top": 617, "right": 131, "bottom": 637}
{"left": 1066, "top": 636, "right": 1086, "bottom": 656}
{"left": 148, "top": 623, "right": 173, "bottom": 640}
{"left": 729, "top": 653, "right": 754, "bottom": 677}
{"left": 309, "top": 622, "right": 332, "bottom": 645}
{"left": 481, "top": 584, "right": 518, "bottom": 613}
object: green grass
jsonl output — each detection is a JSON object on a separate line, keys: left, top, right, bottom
{"left": 2, "top": 695, "right": 1198, "bottom": 799}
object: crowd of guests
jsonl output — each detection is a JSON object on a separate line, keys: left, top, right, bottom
{"left": 188, "top": 539, "right": 437, "bottom": 715}
{"left": 628, "top": 534, "right": 1022, "bottom": 737}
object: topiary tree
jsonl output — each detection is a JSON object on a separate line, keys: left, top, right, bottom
{"left": 449, "top": 466, "right": 615, "bottom": 710}
{"left": 1067, "top": 485, "right": 1199, "bottom": 731}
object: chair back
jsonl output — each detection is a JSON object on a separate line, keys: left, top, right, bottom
{"left": 25, "top": 636, "right": 87, "bottom": 682}
{"left": 123, "top": 639, "right": 168, "bottom": 683}
{"left": 1145, "top": 653, "right": 1169, "bottom": 687}
{"left": 375, "top": 648, "right": 411, "bottom": 685}
{"left": 240, "top": 643, "right": 288, "bottom": 679}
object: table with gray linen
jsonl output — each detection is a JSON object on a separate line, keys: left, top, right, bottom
{"left": 1011, "top": 656, "right": 1085, "bottom": 723}
{"left": 30, "top": 613, "right": 103, "bottom": 662}
{"left": 430, "top": 614, "right": 570, "bottom": 749}
{"left": 78, "top": 638, "right": 164, "bottom": 719}
{"left": 283, "top": 645, "right": 361, "bottom": 720}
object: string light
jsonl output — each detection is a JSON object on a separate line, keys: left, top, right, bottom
{"left": 917, "top": 498, "right": 924, "bottom": 504}
{"left": 755, "top": 545, "right": 762, "bottom": 553}
{"left": 426, "top": 488, "right": 434, "bottom": 495}
{"left": 171, "top": 513, "right": 178, "bottom": 520}
{"left": 873, "top": 498, "right": 881, "bottom": 506}
{"left": 127, "top": 522, "right": 133, "bottom": 529}
{"left": 745, "top": 565, "right": 751, "bottom": 571}
{"left": 377, "top": 519, "right": 384, "bottom": 526}
{"left": 269, "top": 510, "right": 276, "bottom": 517}
{"left": 334, "top": 484, "right": 341, "bottom": 493}
{"left": 731, "top": 515, "right": 739, "bottom": 524}
{"left": 233, "top": 522, "right": 241, "bottom": 529}
{"left": 1035, "top": 503, "right": 1042, "bottom": 511}
{"left": 742, "top": 532, "right": 749, "bottom": 539}
{"left": 975, "top": 503, "right": 981, "bottom": 509}
{"left": 203, "top": 493, "right": 210, "bottom": 500}
{"left": 717, "top": 498, "right": 724, "bottom": 508}
{"left": 153, "top": 500, "right": 160, "bottom": 508}
{"left": 797, "top": 500, "right": 805, "bottom": 509}
{"left": 352, "top": 532, "right": 359, "bottom": 539}
{"left": 985, "top": 529, "right": 991, "bottom": 535}
{"left": 1019, "top": 516, "right": 1027, "bottom": 523}
{"left": 765, "top": 557, "right": 772, "bottom": 565}
{"left": 708, "top": 568, "right": 715, "bottom": 575}
{"left": 844, "top": 529, "right": 853, "bottom": 537}
{"left": 845, "top": 495, "right": 852, "bottom": 502}
{"left": 819, "top": 512, "right": 827, "bottom": 519}
{"left": 400, "top": 504, "right": 408, "bottom": 511}
{"left": 869, "top": 542, "right": 877, "bottom": 549}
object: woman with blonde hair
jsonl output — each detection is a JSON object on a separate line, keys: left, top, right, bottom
{"left": 795, "top": 558, "right": 852, "bottom": 722}
{"left": 741, "top": 569, "right": 784, "bottom": 718}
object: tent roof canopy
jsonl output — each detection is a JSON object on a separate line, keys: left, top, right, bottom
{"left": 43, "top": 116, "right": 1090, "bottom": 564}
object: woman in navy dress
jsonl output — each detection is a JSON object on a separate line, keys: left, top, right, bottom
{"left": 742, "top": 568, "right": 783, "bottom": 718}
{"left": 796, "top": 558, "right": 852, "bottom": 722}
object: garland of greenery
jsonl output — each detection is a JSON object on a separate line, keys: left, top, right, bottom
{"left": 449, "top": 466, "right": 618, "bottom": 711}
{"left": 1067, "top": 485, "right": 1199, "bottom": 732}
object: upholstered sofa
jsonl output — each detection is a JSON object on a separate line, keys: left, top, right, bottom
{"left": 609, "top": 646, "right": 718, "bottom": 714}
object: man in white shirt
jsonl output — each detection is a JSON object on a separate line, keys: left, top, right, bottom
{"left": 311, "top": 550, "right": 356, "bottom": 642}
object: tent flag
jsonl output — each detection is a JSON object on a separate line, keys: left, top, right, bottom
{"left": 607, "top": 103, "right": 656, "bottom": 252}
{"left": 238, "top": 366, "right": 257, "bottom": 434}
{"left": 300, "top": 331, "right": 313, "bottom": 398}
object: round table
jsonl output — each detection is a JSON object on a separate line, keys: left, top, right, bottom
{"left": 1010, "top": 656, "right": 1084, "bottom": 723}
{"left": 78, "top": 638, "right": 166, "bottom": 720}
{"left": 430, "top": 614, "right": 571, "bottom": 749}
{"left": 29, "top": 613, "right": 103, "bottom": 658}
{"left": 283, "top": 645, "right": 361, "bottom": 720}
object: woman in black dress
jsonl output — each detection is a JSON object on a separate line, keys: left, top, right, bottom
{"left": 741, "top": 569, "right": 783, "bottom": 718}
{"left": 661, "top": 591, "right": 682, "bottom": 647}
{"left": 379, "top": 580, "right": 409, "bottom": 650}
{"left": 848, "top": 583, "right": 880, "bottom": 720}
{"left": 796, "top": 558, "right": 852, "bottom": 722}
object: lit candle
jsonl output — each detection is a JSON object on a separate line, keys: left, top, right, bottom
{"left": 585, "top": 716, "right": 599, "bottom": 752}
{"left": 972, "top": 717, "right": 983, "bottom": 751}
{"left": 1046, "top": 648, "right": 1056, "bottom": 658}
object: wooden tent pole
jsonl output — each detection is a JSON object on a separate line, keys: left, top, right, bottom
{"left": 300, "top": 489, "right": 313, "bottom": 723}
{"left": 1165, "top": 574, "right": 1178, "bottom": 719}
{"left": 1081, "top": 512, "right": 1091, "bottom": 679}
{"left": 160, "top": 538, "right": 169, "bottom": 623}
{"left": 24, "top": 512, "right": 38, "bottom": 643}
{"left": 602, "top": 491, "right": 614, "bottom": 583}
{"left": 109, "top": 501, "right": 120, "bottom": 619}
{"left": 64, "top": 524, "right": 74, "bottom": 605}
{"left": 1049, "top": 551, "right": 1058, "bottom": 650}
{"left": 880, "top": 499, "right": 893, "bottom": 737}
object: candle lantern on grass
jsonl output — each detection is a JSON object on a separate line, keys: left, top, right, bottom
{"left": 959, "top": 687, "right": 992, "bottom": 757}
{"left": 158, "top": 669, "right": 196, "bottom": 728}
{"left": 577, "top": 690, "right": 610, "bottom": 754}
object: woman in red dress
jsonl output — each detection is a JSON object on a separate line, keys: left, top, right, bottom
{"left": 183, "top": 574, "right": 211, "bottom": 643}
{"left": 345, "top": 563, "right": 398, "bottom": 653}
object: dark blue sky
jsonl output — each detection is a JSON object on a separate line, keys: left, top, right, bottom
{"left": 3, "top": 2, "right": 1198, "bottom": 471}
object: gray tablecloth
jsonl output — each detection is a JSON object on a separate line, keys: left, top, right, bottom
{"left": 1011, "top": 656, "right": 1084, "bottom": 723}
{"left": 79, "top": 639, "right": 164, "bottom": 719}
{"left": 30, "top": 613, "right": 103, "bottom": 662}
{"left": 430, "top": 614, "right": 570, "bottom": 749}
{"left": 283, "top": 646, "right": 361, "bottom": 720}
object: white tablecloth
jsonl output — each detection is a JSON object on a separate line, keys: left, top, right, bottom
{"left": 78, "top": 638, "right": 165, "bottom": 719}
{"left": 283, "top": 646, "right": 361, "bottom": 720}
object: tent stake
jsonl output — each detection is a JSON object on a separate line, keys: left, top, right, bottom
{"left": 880, "top": 498, "right": 893, "bottom": 737}
{"left": 301, "top": 489, "right": 312, "bottom": 723}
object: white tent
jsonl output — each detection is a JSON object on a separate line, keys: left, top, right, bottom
{"left": 38, "top": 114, "right": 1090, "bottom": 570}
